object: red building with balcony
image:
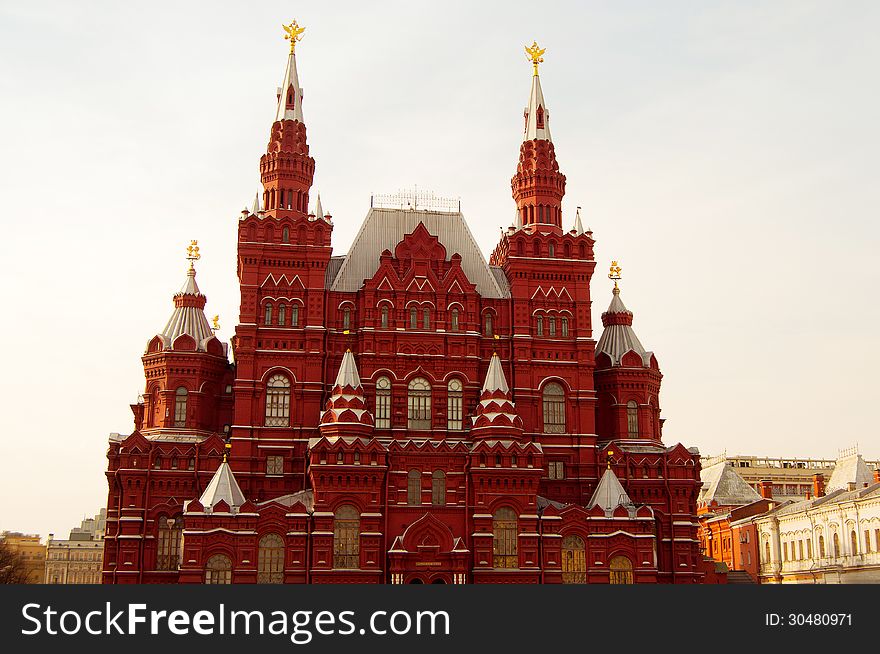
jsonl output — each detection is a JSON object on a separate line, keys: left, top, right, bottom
{"left": 102, "top": 27, "right": 710, "bottom": 584}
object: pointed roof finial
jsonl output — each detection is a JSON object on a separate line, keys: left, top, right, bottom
{"left": 252, "top": 192, "right": 261, "bottom": 215}
{"left": 608, "top": 260, "right": 622, "bottom": 292}
{"left": 315, "top": 193, "right": 324, "bottom": 221}
{"left": 525, "top": 41, "right": 546, "bottom": 76}
{"left": 574, "top": 206, "right": 584, "bottom": 235}
{"left": 282, "top": 20, "right": 305, "bottom": 54}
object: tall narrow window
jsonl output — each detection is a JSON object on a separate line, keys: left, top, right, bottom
{"left": 264, "top": 303, "right": 273, "bottom": 325}
{"left": 493, "top": 508, "right": 518, "bottom": 569}
{"left": 561, "top": 535, "right": 586, "bottom": 584}
{"left": 450, "top": 308, "right": 459, "bottom": 332}
{"left": 407, "top": 377, "right": 432, "bottom": 429}
{"left": 375, "top": 376, "right": 391, "bottom": 428}
{"left": 282, "top": 226, "right": 289, "bottom": 243}
{"left": 627, "top": 401, "right": 639, "bottom": 437}
{"left": 156, "top": 515, "right": 183, "bottom": 571}
{"left": 422, "top": 308, "right": 430, "bottom": 330}
{"left": 609, "top": 556, "right": 634, "bottom": 584}
{"left": 407, "top": 469, "right": 421, "bottom": 505}
{"left": 833, "top": 532, "right": 840, "bottom": 558}
{"left": 333, "top": 506, "right": 360, "bottom": 569}
{"left": 561, "top": 317, "right": 569, "bottom": 336}
{"left": 342, "top": 307, "right": 351, "bottom": 331}
{"left": 542, "top": 383, "right": 565, "bottom": 433}
{"left": 265, "top": 374, "right": 291, "bottom": 427}
{"left": 851, "top": 530, "right": 859, "bottom": 555}
{"left": 432, "top": 470, "right": 446, "bottom": 505}
{"left": 257, "top": 534, "right": 284, "bottom": 584}
{"left": 410, "top": 307, "right": 418, "bottom": 330}
{"left": 381, "top": 306, "right": 389, "bottom": 329}
{"left": 548, "top": 242, "right": 555, "bottom": 257}
{"left": 278, "top": 304, "right": 286, "bottom": 326}
{"left": 537, "top": 316, "right": 544, "bottom": 336}
{"left": 548, "top": 317, "right": 556, "bottom": 336}
{"left": 205, "top": 554, "right": 232, "bottom": 585}
{"left": 291, "top": 305, "right": 299, "bottom": 327}
{"left": 174, "top": 387, "right": 188, "bottom": 427}
{"left": 447, "top": 379, "right": 463, "bottom": 430}
{"left": 819, "top": 534, "right": 825, "bottom": 557}
{"left": 484, "top": 313, "right": 493, "bottom": 336}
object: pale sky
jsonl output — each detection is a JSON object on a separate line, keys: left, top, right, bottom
{"left": 1, "top": 1, "right": 878, "bottom": 538}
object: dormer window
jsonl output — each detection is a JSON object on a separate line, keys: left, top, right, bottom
{"left": 536, "top": 105, "right": 545, "bottom": 130}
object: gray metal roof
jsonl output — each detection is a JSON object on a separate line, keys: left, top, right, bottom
{"left": 699, "top": 462, "right": 762, "bottom": 507}
{"left": 158, "top": 267, "right": 214, "bottom": 351}
{"left": 328, "top": 208, "right": 508, "bottom": 298}
{"left": 198, "top": 461, "right": 246, "bottom": 512}
{"left": 595, "top": 289, "right": 653, "bottom": 366}
{"left": 827, "top": 453, "right": 874, "bottom": 492}
{"left": 587, "top": 468, "right": 634, "bottom": 512}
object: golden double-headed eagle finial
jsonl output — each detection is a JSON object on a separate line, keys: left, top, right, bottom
{"left": 608, "top": 260, "right": 622, "bottom": 290}
{"left": 525, "top": 41, "right": 546, "bottom": 76}
{"left": 212, "top": 315, "right": 221, "bottom": 331}
{"left": 186, "top": 240, "right": 201, "bottom": 269}
{"left": 282, "top": 20, "right": 306, "bottom": 53}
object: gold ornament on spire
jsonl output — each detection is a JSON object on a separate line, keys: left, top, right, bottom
{"left": 212, "top": 315, "right": 221, "bottom": 331}
{"left": 524, "top": 41, "right": 546, "bottom": 76}
{"left": 282, "top": 20, "right": 306, "bottom": 53}
{"left": 608, "top": 260, "right": 622, "bottom": 290}
{"left": 186, "top": 240, "right": 201, "bottom": 269}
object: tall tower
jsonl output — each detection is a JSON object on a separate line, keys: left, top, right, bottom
{"left": 231, "top": 22, "right": 333, "bottom": 498}
{"left": 511, "top": 42, "right": 566, "bottom": 235}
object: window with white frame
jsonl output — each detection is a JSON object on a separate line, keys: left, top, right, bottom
{"left": 266, "top": 455, "right": 284, "bottom": 475}
{"left": 447, "top": 379, "right": 463, "bottom": 430}
{"left": 375, "top": 376, "right": 391, "bottom": 428}
{"left": 265, "top": 374, "right": 291, "bottom": 427}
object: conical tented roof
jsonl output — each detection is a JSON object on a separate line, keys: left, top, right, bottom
{"left": 588, "top": 467, "right": 634, "bottom": 512}
{"left": 199, "top": 460, "right": 246, "bottom": 512}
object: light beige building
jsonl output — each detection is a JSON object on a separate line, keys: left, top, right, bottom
{"left": 45, "top": 509, "right": 106, "bottom": 585}
{"left": 0, "top": 532, "right": 46, "bottom": 583}
{"left": 703, "top": 448, "right": 880, "bottom": 502}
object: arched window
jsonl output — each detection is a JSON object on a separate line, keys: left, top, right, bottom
{"left": 450, "top": 308, "right": 459, "bottom": 332}
{"left": 627, "top": 401, "right": 639, "bottom": 437}
{"left": 156, "top": 515, "right": 183, "bottom": 571}
{"left": 548, "top": 317, "right": 556, "bottom": 336}
{"left": 291, "top": 305, "right": 299, "bottom": 327}
{"left": 410, "top": 307, "right": 418, "bottom": 330}
{"left": 542, "top": 383, "right": 565, "bottom": 433}
{"left": 381, "top": 306, "right": 389, "bottom": 329}
{"left": 561, "top": 535, "right": 586, "bottom": 584}
{"left": 818, "top": 534, "right": 825, "bottom": 557}
{"left": 851, "top": 530, "right": 858, "bottom": 555}
{"left": 493, "top": 508, "right": 518, "bottom": 569}
{"left": 342, "top": 307, "right": 351, "bottom": 331}
{"left": 264, "top": 303, "right": 273, "bottom": 325}
{"left": 258, "top": 534, "right": 284, "bottom": 584}
{"left": 548, "top": 242, "right": 555, "bottom": 257}
{"left": 533, "top": 241, "right": 540, "bottom": 257}
{"left": 333, "top": 505, "right": 360, "bottom": 569}
{"left": 174, "top": 387, "right": 188, "bottom": 427}
{"left": 278, "top": 304, "right": 286, "bottom": 326}
{"left": 205, "top": 554, "right": 232, "bottom": 584}
{"left": 373, "top": 376, "right": 392, "bottom": 429}
{"left": 422, "top": 308, "right": 430, "bottom": 330}
{"left": 265, "top": 374, "right": 291, "bottom": 427}
{"left": 833, "top": 532, "right": 840, "bottom": 558}
{"left": 407, "top": 377, "right": 432, "bottom": 429}
{"left": 407, "top": 469, "right": 421, "bottom": 505}
{"left": 561, "top": 317, "right": 569, "bottom": 337}
{"left": 447, "top": 379, "right": 463, "bottom": 430}
{"left": 536, "top": 316, "right": 544, "bottom": 336}
{"left": 765, "top": 540, "right": 771, "bottom": 563}
{"left": 432, "top": 470, "right": 446, "bottom": 505}
{"left": 484, "top": 313, "right": 493, "bottom": 336}
{"left": 609, "top": 555, "right": 634, "bottom": 584}
{"left": 282, "top": 226, "right": 289, "bottom": 243}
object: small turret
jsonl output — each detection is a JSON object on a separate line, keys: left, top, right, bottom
{"left": 470, "top": 353, "right": 524, "bottom": 441}
{"left": 319, "top": 350, "right": 374, "bottom": 439}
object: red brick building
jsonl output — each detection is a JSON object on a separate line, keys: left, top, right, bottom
{"left": 102, "top": 29, "right": 710, "bottom": 584}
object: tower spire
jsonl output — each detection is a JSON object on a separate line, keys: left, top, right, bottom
{"left": 511, "top": 41, "right": 565, "bottom": 234}
{"left": 260, "top": 19, "right": 315, "bottom": 220}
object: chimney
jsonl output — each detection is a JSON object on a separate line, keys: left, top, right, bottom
{"left": 758, "top": 479, "right": 773, "bottom": 499}
{"left": 812, "top": 473, "right": 825, "bottom": 498}
{"left": 874, "top": 469, "right": 880, "bottom": 483}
